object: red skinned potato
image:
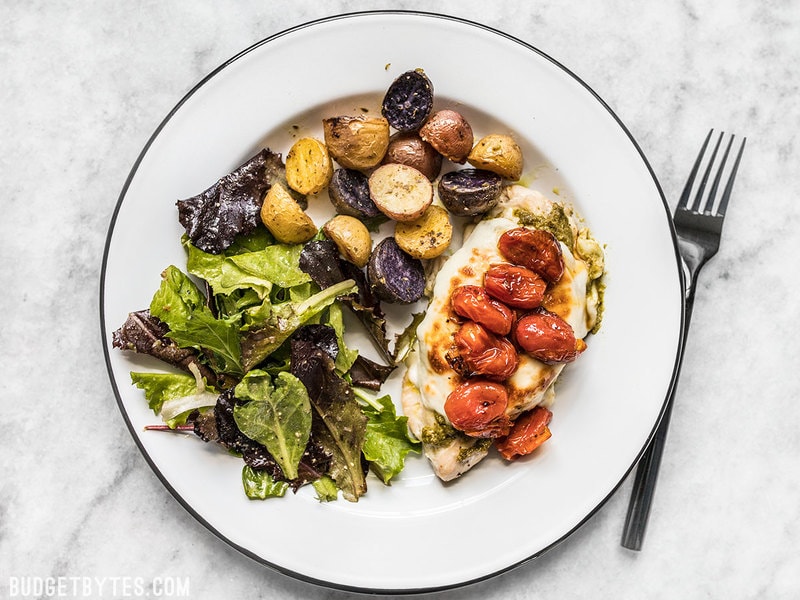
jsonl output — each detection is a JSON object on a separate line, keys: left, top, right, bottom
{"left": 419, "top": 109, "right": 474, "bottom": 164}
{"left": 382, "top": 132, "right": 442, "bottom": 181}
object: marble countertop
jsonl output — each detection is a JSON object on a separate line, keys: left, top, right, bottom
{"left": 2, "top": 1, "right": 798, "bottom": 598}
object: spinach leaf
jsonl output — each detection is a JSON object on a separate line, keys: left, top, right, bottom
{"left": 233, "top": 370, "right": 312, "bottom": 481}
{"left": 242, "top": 465, "right": 289, "bottom": 500}
{"left": 359, "top": 393, "right": 420, "bottom": 484}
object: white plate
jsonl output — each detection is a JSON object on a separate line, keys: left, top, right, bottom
{"left": 101, "top": 11, "right": 683, "bottom": 593}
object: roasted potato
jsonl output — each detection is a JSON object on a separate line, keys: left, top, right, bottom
{"left": 368, "top": 163, "right": 433, "bottom": 222}
{"left": 323, "top": 115, "right": 390, "bottom": 171}
{"left": 367, "top": 237, "right": 426, "bottom": 304}
{"left": 328, "top": 168, "right": 383, "bottom": 220}
{"left": 382, "top": 132, "right": 442, "bottom": 181}
{"left": 467, "top": 134, "right": 524, "bottom": 180}
{"left": 285, "top": 137, "right": 333, "bottom": 195}
{"left": 381, "top": 69, "right": 434, "bottom": 132}
{"left": 260, "top": 182, "right": 317, "bottom": 244}
{"left": 438, "top": 168, "right": 503, "bottom": 216}
{"left": 419, "top": 109, "right": 474, "bottom": 164}
{"left": 322, "top": 215, "right": 372, "bottom": 268}
{"left": 394, "top": 205, "right": 453, "bottom": 260}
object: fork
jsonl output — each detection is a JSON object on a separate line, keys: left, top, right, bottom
{"left": 621, "top": 129, "right": 747, "bottom": 551}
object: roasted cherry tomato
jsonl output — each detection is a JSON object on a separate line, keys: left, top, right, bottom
{"left": 452, "top": 321, "right": 518, "bottom": 381}
{"left": 451, "top": 285, "right": 514, "bottom": 335}
{"left": 483, "top": 263, "right": 546, "bottom": 309}
{"left": 444, "top": 380, "right": 512, "bottom": 438}
{"left": 495, "top": 405, "right": 553, "bottom": 460}
{"left": 498, "top": 227, "right": 564, "bottom": 283}
{"left": 513, "top": 307, "right": 586, "bottom": 364}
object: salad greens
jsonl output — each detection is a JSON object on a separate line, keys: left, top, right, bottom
{"left": 233, "top": 370, "right": 312, "bottom": 481}
{"left": 112, "top": 151, "right": 420, "bottom": 502}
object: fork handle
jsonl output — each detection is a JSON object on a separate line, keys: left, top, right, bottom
{"left": 621, "top": 282, "right": 697, "bottom": 550}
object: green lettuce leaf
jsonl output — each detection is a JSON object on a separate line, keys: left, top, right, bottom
{"left": 291, "top": 340, "right": 367, "bottom": 502}
{"left": 184, "top": 237, "right": 311, "bottom": 299}
{"left": 149, "top": 264, "right": 206, "bottom": 327}
{"left": 242, "top": 465, "right": 289, "bottom": 499}
{"left": 240, "top": 279, "right": 357, "bottom": 372}
{"left": 150, "top": 265, "right": 243, "bottom": 376}
{"left": 233, "top": 370, "right": 312, "bottom": 480}
{"left": 130, "top": 365, "right": 217, "bottom": 427}
{"left": 130, "top": 371, "right": 198, "bottom": 414}
{"left": 324, "top": 302, "right": 358, "bottom": 374}
{"left": 359, "top": 392, "right": 420, "bottom": 484}
{"left": 311, "top": 476, "right": 339, "bottom": 502}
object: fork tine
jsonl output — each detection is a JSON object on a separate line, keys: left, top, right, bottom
{"left": 701, "top": 133, "right": 735, "bottom": 214}
{"left": 716, "top": 136, "right": 746, "bottom": 217}
{"left": 690, "top": 130, "right": 724, "bottom": 212}
{"left": 677, "top": 129, "right": 714, "bottom": 211}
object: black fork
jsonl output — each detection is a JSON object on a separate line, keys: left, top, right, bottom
{"left": 621, "top": 129, "right": 746, "bottom": 551}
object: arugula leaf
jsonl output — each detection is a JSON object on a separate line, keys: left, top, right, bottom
{"left": 242, "top": 465, "right": 289, "bottom": 499}
{"left": 358, "top": 392, "right": 420, "bottom": 484}
{"left": 165, "top": 312, "right": 243, "bottom": 377}
{"left": 233, "top": 370, "right": 312, "bottom": 480}
{"left": 240, "top": 279, "right": 356, "bottom": 372}
{"left": 150, "top": 265, "right": 243, "bottom": 376}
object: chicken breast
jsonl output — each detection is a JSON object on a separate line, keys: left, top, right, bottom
{"left": 404, "top": 185, "right": 604, "bottom": 480}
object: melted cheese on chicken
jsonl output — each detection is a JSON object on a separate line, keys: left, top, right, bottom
{"left": 403, "top": 186, "right": 603, "bottom": 480}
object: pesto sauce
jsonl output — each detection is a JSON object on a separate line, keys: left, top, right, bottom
{"left": 420, "top": 413, "right": 458, "bottom": 447}
{"left": 457, "top": 438, "right": 492, "bottom": 462}
{"left": 513, "top": 205, "right": 575, "bottom": 248}
{"left": 589, "top": 279, "right": 607, "bottom": 335}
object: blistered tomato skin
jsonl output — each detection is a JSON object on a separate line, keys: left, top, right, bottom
{"left": 498, "top": 228, "right": 564, "bottom": 283}
{"left": 495, "top": 405, "right": 553, "bottom": 460}
{"left": 451, "top": 285, "right": 514, "bottom": 335}
{"left": 444, "top": 380, "right": 512, "bottom": 438}
{"left": 452, "top": 321, "right": 518, "bottom": 381}
{"left": 514, "top": 308, "right": 586, "bottom": 364}
{"left": 483, "top": 263, "right": 547, "bottom": 309}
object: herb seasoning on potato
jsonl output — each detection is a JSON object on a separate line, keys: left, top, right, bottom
{"left": 285, "top": 137, "right": 333, "bottom": 195}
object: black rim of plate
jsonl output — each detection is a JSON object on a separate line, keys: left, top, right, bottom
{"left": 99, "top": 9, "right": 686, "bottom": 595}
